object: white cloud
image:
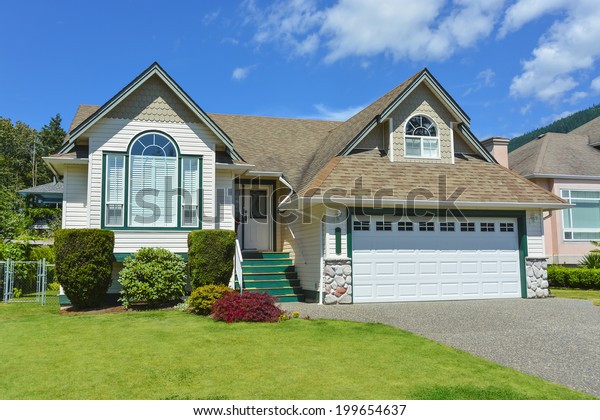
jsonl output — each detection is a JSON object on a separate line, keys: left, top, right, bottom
{"left": 322, "top": 0, "right": 504, "bottom": 63}
{"left": 244, "top": 0, "right": 504, "bottom": 63}
{"left": 304, "top": 103, "right": 367, "bottom": 121}
{"left": 540, "top": 110, "right": 575, "bottom": 125}
{"left": 520, "top": 103, "right": 532, "bottom": 115}
{"left": 464, "top": 68, "right": 496, "bottom": 95}
{"left": 203, "top": 9, "right": 220, "bottom": 25}
{"left": 232, "top": 65, "right": 256, "bottom": 81}
{"left": 591, "top": 76, "right": 600, "bottom": 93}
{"left": 508, "top": 0, "right": 600, "bottom": 102}
{"left": 568, "top": 91, "right": 588, "bottom": 104}
{"left": 248, "top": 0, "right": 324, "bottom": 56}
{"left": 498, "top": 0, "right": 568, "bottom": 37}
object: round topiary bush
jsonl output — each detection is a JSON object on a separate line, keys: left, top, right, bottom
{"left": 188, "top": 284, "right": 232, "bottom": 315}
{"left": 54, "top": 229, "right": 115, "bottom": 309}
{"left": 211, "top": 291, "right": 283, "bottom": 323}
{"left": 188, "top": 230, "right": 236, "bottom": 288}
{"left": 118, "top": 247, "right": 187, "bottom": 309}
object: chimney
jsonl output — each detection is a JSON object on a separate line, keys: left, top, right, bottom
{"left": 481, "top": 137, "right": 510, "bottom": 168}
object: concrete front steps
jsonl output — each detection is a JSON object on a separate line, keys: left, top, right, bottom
{"left": 239, "top": 251, "right": 304, "bottom": 302}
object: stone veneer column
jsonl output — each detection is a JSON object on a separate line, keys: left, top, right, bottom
{"left": 323, "top": 258, "right": 352, "bottom": 304}
{"left": 525, "top": 257, "right": 549, "bottom": 298}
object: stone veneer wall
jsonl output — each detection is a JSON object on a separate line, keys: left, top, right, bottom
{"left": 526, "top": 257, "right": 549, "bottom": 298}
{"left": 323, "top": 258, "right": 352, "bottom": 304}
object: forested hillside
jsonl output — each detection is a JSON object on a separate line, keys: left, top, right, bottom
{"left": 0, "top": 115, "right": 65, "bottom": 239}
{"left": 509, "top": 104, "right": 600, "bottom": 152}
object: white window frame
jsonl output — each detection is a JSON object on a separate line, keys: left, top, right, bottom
{"left": 404, "top": 114, "right": 440, "bottom": 159}
{"left": 104, "top": 154, "right": 125, "bottom": 227}
{"left": 561, "top": 189, "right": 600, "bottom": 241}
{"left": 181, "top": 157, "right": 200, "bottom": 228}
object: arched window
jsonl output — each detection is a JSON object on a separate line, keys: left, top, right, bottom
{"left": 404, "top": 115, "right": 440, "bottom": 158}
{"left": 103, "top": 132, "right": 201, "bottom": 229}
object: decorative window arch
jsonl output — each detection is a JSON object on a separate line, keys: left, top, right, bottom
{"left": 404, "top": 115, "right": 440, "bottom": 158}
{"left": 103, "top": 131, "right": 201, "bottom": 229}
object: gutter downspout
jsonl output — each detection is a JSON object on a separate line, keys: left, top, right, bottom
{"left": 278, "top": 175, "right": 295, "bottom": 207}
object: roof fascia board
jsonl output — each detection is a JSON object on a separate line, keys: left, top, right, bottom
{"left": 340, "top": 70, "right": 472, "bottom": 157}
{"left": 291, "top": 196, "right": 571, "bottom": 210}
{"left": 525, "top": 173, "right": 600, "bottom": 180}
{"left": 458, "top": 124, "right": 496, "bottom": 163}
{"left": 65, "top": 63, "right": 243, "bottom": 161}
{"left": 380, "top": 71, "right": 470, "bottom": 124}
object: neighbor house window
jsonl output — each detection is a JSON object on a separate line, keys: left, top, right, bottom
{"left": 404, "top": 115, "right": 439, "bottom": 158}
{"left": 561, "top": 190, "right": 600, "bottom": 240}
{"left": 103, "top": 132, "right": 201, "bottom": 229}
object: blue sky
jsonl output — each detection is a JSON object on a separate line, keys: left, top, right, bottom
{"left": 2, "top": 0, "right": 600, "bottom": 141}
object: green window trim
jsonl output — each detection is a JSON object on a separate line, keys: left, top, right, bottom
{"left": 101, "top": 149, "right": 203, "bottom": 231}
{"left": 335, "top": 227, "right": 342, "bottom": 255}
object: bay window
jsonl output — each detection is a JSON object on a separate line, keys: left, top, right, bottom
{"left": 103, "top": 132, "right": 201, "bottom": 229}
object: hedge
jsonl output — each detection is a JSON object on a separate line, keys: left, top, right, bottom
{"left": 548, "top": 265, "right": 600, "bottom": 289}
{"left": 188, "top": 230, "right": 236, "bottom": 288}
{"left": 55, "top": 229, "right": 114, "bottom": 309}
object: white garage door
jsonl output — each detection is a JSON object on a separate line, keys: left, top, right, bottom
{"left": 352, "top": 217, "right": 521, "bottom": 303}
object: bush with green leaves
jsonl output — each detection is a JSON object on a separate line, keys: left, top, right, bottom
{"left": 30, "top": 246, "right": 55, "bottom": 263}
{"left": 188, "top": 284, "right": 232, "bottom": 315}
{"left": 118, "top": 247, "right": 187, "bottom": 309}
{"left": 55, "top": 229, "right": 114, "bottom": 309}
{"left": 548, "top": 265, "right": 600, "bottom": 289}
{"left": 188, "top": 230, "right": 236, "bottom": 288}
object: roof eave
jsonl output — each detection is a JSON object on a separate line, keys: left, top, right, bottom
{"left": 63, "top": 62, "right": 244, "bottom": 161}
{"left": 524, "top": 173, "right": 600, "bottom": 180}
{"left": 291, "top": 196, "right": 571, "bottom": 211}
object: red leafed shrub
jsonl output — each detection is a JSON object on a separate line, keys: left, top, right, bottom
{"left": 211, "top": 291, "right": 283, "bottom": 323}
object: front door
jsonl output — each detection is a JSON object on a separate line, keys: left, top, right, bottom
{"left": 236, "top": 185, "right": 272, "bottom": 250}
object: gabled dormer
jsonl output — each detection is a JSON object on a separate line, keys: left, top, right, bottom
{"left": 340, "top": 69, "right": 492, "bottom": 166}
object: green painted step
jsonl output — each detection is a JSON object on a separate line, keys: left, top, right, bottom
{"left": 242, "top": 252, "right": 290, "bottom": 259}
{"left": 240, "top": 279, "right": 300, "bottom": 289}
{"left": 243, "top": 265, "right": 295, "bottom": 274}
{"left": 244, "top": 272, "right": 297, "bottom": 281}
{"left": 242, "top": 258, "right": 294, "bottom": 267}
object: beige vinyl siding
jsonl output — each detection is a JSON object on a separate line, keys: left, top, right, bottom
{"left": 454, "top": 131, "right": 477, "bottom": 154}
{"left": 215, "top": 170, "right": 235, "bottom": 230}
{"left": 63, "top": 164, "right": 88, "bottom": 228}
{"left": 113, "top": 231, "right": 189, "bottom": 254}
{"left": 324, "top": 207, "right": 347, "bottom": 257}
{"left": 391, "top": 84, "right": 454, "bottom": 163}
{"left": 526, "top": 210, "right": 545, "bottom": 257}
{"left": 356, "top": 123, "right": 385, "bottom": 150}
{"left": 282, "top": 206, "right": 325, "bottom": 292}
{"left": 85, "top": 119, "right": 217, "bottom": 234}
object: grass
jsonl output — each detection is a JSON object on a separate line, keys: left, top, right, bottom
{"left": 551, "top": 287, "right": 600, "bottom": 306}
{"left": 0, "top": 303, "right": 594, "bottom": 400}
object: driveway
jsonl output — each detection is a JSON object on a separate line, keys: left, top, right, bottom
{"left": 280, "top": 298, "right": 600, "bottom": 398}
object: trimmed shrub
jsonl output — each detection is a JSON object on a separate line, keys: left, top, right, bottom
{"left": 211, "top": 292, "right": 283, "bottom": 323}
{"left": 188, "top": 230, "right": 236, "bottom": 288}
{"left": 118, "top": 247, "right": 186, "bottom": 309}
{"left": 55, "top": 229, "right": 114, "bottom": 309}
{"left": 548, "top": 265, "right": 600, "bottom": 289}
{"left": 188, "top": 284, "right": 231, "bottom": 315}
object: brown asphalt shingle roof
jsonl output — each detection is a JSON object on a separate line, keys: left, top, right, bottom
{"left": 509, "top": 131, "right": 600, "bottom": 178}
{"left": 307, "top": 149, "right": 564, "bottom": 206}
{"left": 63, "top": 105, "right": 100, "bottom": 143}
{"left": 298, "top": 69, "right": 425, "bottom": 193}
{"left": 570, "top": 114, "right": 600, "bottom": 146}
{"left": 207, "top": 114, "right": 341, "bottom": 188}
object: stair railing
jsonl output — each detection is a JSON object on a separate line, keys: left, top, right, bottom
{"left": 234, "top": 238, "right": 244, "bottom": 293}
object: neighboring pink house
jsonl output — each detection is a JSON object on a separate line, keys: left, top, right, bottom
{"left": 507, "top": 117, "right": 600, "bottom": 264}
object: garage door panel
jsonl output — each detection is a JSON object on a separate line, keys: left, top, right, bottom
{"left": 352, "top": 216, "right": 521, "bottom": 303}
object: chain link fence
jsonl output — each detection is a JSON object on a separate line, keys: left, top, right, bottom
{"left": 2, "top": 259, "right": 58, "bottom": 306}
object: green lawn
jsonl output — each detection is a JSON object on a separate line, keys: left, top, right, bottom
{"left": 551, "top": 288, "right": 600, "bottom": 306}
{"left": 0, "top": 303, "right": 593, "bottom": 400}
